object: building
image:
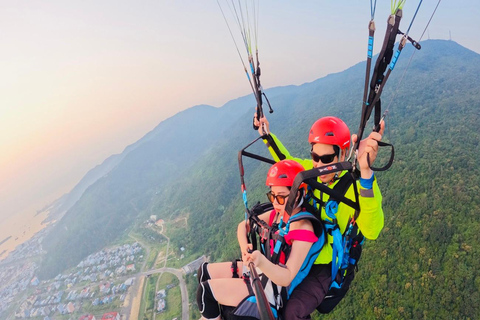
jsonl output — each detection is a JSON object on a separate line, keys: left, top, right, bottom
{"left": 101, "top": 312, "right": 120, "bottom": 320}
{"left": 156, "top": 289, "right": 166, "bottom": 299}
{"left": 157, "top": 299, "right": 165, "bottom": 312}
{"left": 66, "top": 302, "right": 75, "bottom": 314}
{"left": 124, "top": 278, "right": 134, "bottom": 286}
{"left": 30, "top": 277, "right": 40, "bottom": 286}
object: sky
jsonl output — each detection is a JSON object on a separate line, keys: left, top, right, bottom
{"left": 1, "top": 0, "right": 479, "bottom": 226}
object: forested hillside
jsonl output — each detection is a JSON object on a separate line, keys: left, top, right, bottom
{"left": 37, "top": 40, "right": 480, "bottom": 318}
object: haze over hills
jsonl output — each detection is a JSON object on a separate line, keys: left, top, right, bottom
{"left": 36, "top": 40, "right": 480, "bottom": 318}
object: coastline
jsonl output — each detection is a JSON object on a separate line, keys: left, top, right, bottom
{"left": 0, "top": 209, "right": 50, "bottom": 261}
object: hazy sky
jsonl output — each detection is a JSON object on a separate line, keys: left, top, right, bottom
{"left": 1, "top": 1, "right": 479, "bottom": 223}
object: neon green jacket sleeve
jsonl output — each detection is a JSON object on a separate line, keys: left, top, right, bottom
{"left": 356, "top": 177, "right": 384, "bottom": 240}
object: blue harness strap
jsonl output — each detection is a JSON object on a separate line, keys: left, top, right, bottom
{"left": 325, "top": 199, "right": 366, "bottom": 290}
{"left": 324, "top": 200, "right": 346, "bottom": 289}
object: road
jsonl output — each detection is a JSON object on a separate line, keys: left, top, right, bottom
{"left": 144, "top": 267, "right": 189, "bottom": 320}
{"left": 121, "top": 213, "right": 189, "bottom": 320}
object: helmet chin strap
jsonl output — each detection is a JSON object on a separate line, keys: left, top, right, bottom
{"left": 288, "top": 189, "right": 305, "bottom": 215}
{"left": 328, "top": 147, "right": 345, "bottom": 184}
{"left": 294, "top": 196, "right": 304, "bottom": 210}
{"left": 323, "top": 173, "right": 339, "bottom": 185}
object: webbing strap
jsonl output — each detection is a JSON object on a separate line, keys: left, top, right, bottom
{"left": 271, "top": 219, "right": 289, "bottom": 264}
{"left": 242, "top": 150, "right": 276, "bottom": 165}
{"left": 368, "top": 140, "right": 395, "bottom": 171}
{"left": 262, "top": 134, "right": 287, "bottom": 161}
{"left": 324, "top": 202, "right": 345, "bottom": 289}
{"left": 285, "top": 162, "right": 359, "bottom": 215}
{"left": 360, "top": 9, "right": 402, "bottom": 141}
{"left": 317, "top": 173, "right": 359, "bottom": 290}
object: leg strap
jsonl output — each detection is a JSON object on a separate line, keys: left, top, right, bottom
{"left": 231, "top": 259, "right": 241, "bottom": 278}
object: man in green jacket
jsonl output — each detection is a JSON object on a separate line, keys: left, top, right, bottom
{"left": 254, "top": 115, "right": 384, "bottom": 319}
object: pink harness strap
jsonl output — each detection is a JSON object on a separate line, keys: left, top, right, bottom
{"left": 284, "top": 230, "right": 318, "bottom": 245}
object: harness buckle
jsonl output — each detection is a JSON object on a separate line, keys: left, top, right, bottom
{"left": 275, "top": 293, "right": 283, "bottom": 309}
{"left": 260, "top": 227, "right": 269, "bottom": 240}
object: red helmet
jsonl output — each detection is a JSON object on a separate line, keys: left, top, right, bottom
{"left": 266, "top": 160, "right": 305, "bottom": 187}
{"left": 308, "top": 116, "right": 351, "bottom": 149}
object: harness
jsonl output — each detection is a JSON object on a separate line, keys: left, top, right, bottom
{"left": 316, "top": 173, "right": 366, "bottom": 313}
{"left": 315, "top": 173, "right": 364, "bottom": 290}
{"left": 281, "top": 166, "right": 365, "bottom": 312}
{"left": 240, "top": 203, "right": 325, "bottom": 318}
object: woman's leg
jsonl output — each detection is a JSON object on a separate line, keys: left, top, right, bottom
{"left": 208, "top": 261, "right": 244, "bottom": 279}
{"left": 209, "top": 278, "right": 250, "bottom": 306}
{"left": 197, "top": 278, "right": 250, "bottom": 319}
{"left": 198, "top": 261, "right": 244, "bottom": 282}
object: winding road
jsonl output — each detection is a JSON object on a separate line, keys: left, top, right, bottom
{"left": 121, "top": 214, "right": 190, "bottom": 320}
{"left": 144, "top": 267, "right": 188, "bottom": 320}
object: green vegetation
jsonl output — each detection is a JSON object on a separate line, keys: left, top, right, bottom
{"left": 138, "top": 226, "right": 167, "bottom": 244}
{"left": 153, "top": 247, "right": 168, "bottom": 269}
{"left": 111, "top": 229, "right": 135, "bottom": 246}
{"left": 130, "top": 227, "right": 167, "bottom": 247}
{"left": 137, "top": 272, "right": 183, "bottom": 320}
{"left": 158, "top": 272, "right": 179, "bottom": 287}
{"left": 81, "top": 298, "right": 122, "bottom": 313}
{"left": 167, "top": 251, "right": 198, "bottom": 269}
{"left": 186, "top": 273, "right": 202, "bottom": 320}
{"left": 145, "top": 249, "right": 159, "bottom": 271}
{"left": 140, "top": 274, "right": 159, "bottom": 320}
{"left": 160, "top": 285, "right": 181, "bottom": 320}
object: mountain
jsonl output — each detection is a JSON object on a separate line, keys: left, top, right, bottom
{"left": 45, "top": 153, "right": 125, "bottom": 223}
{"left": 37, "top": 101, "right": 256, "bottom": 277}
{"left": 37, "top": 40, "right": 480, "bottom": 318}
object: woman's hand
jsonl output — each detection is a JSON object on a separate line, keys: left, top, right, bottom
{"left": 244, "top": 249, "right": 265, "bottom": 268}
{"left": 241, "top": 244, "right": 253, "bottom": 264}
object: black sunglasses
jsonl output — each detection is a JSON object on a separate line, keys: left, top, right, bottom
{"left": 310, "top": 152, "right": 337, "bottom": 164}
{"left": 266, "top": 191, "right": 288, "bottom": 205}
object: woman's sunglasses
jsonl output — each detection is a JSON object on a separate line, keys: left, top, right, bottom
{"left": 266, "top": 191, "right": 288, "bottom": 205}
{"left": 310, "top": 152, "right": 337, "bottom": 164}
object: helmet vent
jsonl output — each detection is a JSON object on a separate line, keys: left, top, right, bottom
{"left": 278, "top": 174, "right": 288, "bottom": 179}
{"left": 325, "top": 132, "right": 335, "bottom": 136}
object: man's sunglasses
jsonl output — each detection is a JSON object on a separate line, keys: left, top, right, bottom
{"left": 310, "top": 152, "right": 337, "bottom": 164}
{"left": 266, "top": 191, "right": 288, "bottom": 205}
